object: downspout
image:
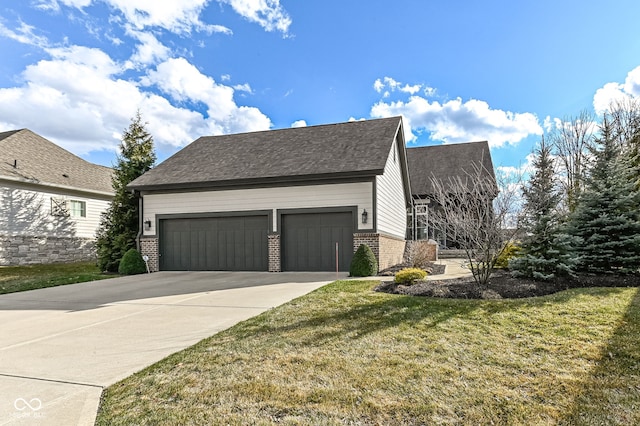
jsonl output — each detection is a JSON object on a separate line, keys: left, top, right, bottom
{"left": 135, "top": 190, "right": 143, "bottom": 251}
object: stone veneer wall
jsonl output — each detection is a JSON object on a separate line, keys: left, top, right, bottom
{"left": 0, "top": 235, "right": 96, "bottom": 266}
{"left": 353, "top": 233, "right": 406, "bottom": 272}
{"left": 268, "top": 233, "right": 281, "bottom": 272}
{"left": 140, "top": 238, "right": 159, "bottom": 272}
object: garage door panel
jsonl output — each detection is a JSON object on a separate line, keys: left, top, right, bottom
{"left": 282, "top": 211, "right": 353, "bottom": 272}
{"left": 160, "top": 216, "right": 268, "bottom": 271}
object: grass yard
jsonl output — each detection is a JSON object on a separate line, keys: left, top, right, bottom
{"left": 0, "top": 262, "right": 112, "bottom": 294}
{"left": 97, "top": 280, "right": 640, "bottom": 425}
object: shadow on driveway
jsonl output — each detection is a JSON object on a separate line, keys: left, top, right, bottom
{"left": 0, "top": 271, "right": 345, "bottom": 312}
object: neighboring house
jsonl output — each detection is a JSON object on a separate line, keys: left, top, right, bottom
{"left": 128, "top": 117, "right": 412, "bottom": 273}
{"left": 406, "top": 141, "right": 496, "bottom": 247}
{"left": 0, "top": 129, "right": 114, "bottom": 265}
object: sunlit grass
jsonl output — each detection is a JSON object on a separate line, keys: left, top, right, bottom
{"left": 97, "top": 280, "right": 640, "bottom": 425}
{"left": 0, "top": 262, "right": 112, "bottom": 294}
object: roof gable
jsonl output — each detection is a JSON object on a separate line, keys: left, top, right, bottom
{"left": 0, "top": 129, "right": 113, "bottom": 195}
{"left": 129, "top": 117, "right": 403, "bottom": 190}
{"left": 406, "top": 141, "right": 496, "bottom": 196}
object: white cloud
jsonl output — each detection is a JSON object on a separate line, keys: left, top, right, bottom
{"left": 371, "top": 94, "right": 542, "bottom": 148}
{"left": 291, "top": 120, "right": 307, "bottom": 128}
{"left": 142, "top": 57, "right": 270, "bottom": 134}
{"left": 0, "top": 21, "right": 48, "bottom": 47}
{"left": 401, "top": 84, "right": 422, "bottom": 95}
{"left": 0, "top": 45, "right": 271, "bottom": 155}
{"left": 34, "top": 0, "right": 92, "bottom": 11}
{"left": 219, "top": 0, "right": 291, "bottom": 34}
{"left": 40, "top": 0, "right": 231, "bottom": 34}
{"left": 233, "top": 83, "right": 253, "bottom": 93}
{"left": 497, "top": 152, "right": 535, "bottom": 178}
{"left": 126, "top": 29, "right": 170, "bottom": 66}
{"left": 105, "top": 0, "right": 229, "bottom": 33}
{"left": 373, "top": 76, "right": 424, "bottom": 96}
{"left": 593, "top": 65, "right": 640, "bottom": 114}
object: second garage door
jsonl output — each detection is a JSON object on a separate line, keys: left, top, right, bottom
{"left": 159, "top": 216, "right": 268, "bottom": 271}
{"left": 281, "top": 211, "right": 354, "bottom": 272}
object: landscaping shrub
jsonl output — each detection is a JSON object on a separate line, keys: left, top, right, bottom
{"left": 394, "top": 267, "right": 427, "bottom": 284}
{"left": 408, "top": 241, "right": 435, "bottom": 268}
{"left": 118, "top": 248, "right": 147, "bottom": 275}
{"left": 495, "top": 241, "right": 521, "bottom": 269}
{"left": 349, "top": 244, "right": 378, "bottom": 277}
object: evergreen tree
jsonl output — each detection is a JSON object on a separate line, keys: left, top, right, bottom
{"left": 510, "top": 138, "right": 578, "bottom": 280}
{"left": 96, "top": 112, "right": 156, "bottom": 272}
{"left": 568, "top": 117, "right": 640, "bottom": 274}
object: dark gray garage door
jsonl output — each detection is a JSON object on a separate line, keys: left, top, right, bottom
{"left": 159, "top": 216, "right": 268, "bottom": 271}
{"left": 281, "top": 211, "right": 354, "bottom": 272}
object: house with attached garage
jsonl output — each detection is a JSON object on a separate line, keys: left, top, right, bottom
{"left": 128, "top": 116, "right": 412, "bottom": 273}
{"left": 0, "top": 129, "right": 114, "bottom": 265}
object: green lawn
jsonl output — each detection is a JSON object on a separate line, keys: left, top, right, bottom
{"left": 0, "top": 262, "right": 113, "bottom": 294}
{"left": 97, "top": 280, "right": 640, "bottom": 425}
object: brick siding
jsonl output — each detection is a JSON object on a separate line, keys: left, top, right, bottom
{"left": 378, "top": 234, "right": 406, "bottom": 270}
{"left": 268, "top": 233, "right": 281, "bottom": 272}
{"left": 353, "top": 233, "right": 407, "bottom": 272}
{"left": 140, "top": 238, "right": 159, "bottom": 272}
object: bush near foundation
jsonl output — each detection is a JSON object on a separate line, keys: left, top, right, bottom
{"left": 349, "top": 244, "right": 378, "bottom": 277}
{"left": 118, "top": 248, "right": 147, "bottom": 275}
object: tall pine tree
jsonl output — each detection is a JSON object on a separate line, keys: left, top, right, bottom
{"left": 510, "top": 138, "right": 578, "bottom": 280}
{"left": 568, "top": 117, "right": 640, "bottom": 274}
{"left": 96, "top": 112, "right": 156, "bottom": 272}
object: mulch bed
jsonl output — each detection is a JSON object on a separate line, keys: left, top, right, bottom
{"left": 375, "top": 270, "right": 640, "bottom": 299}
{"left": 378, "top": 262, "right": 446, "bottom": 276}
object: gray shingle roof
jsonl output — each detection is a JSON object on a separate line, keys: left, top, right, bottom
{"left": 406, "top": 141, "right": 496, "bottom": 196}
{"left": 0, "top": 129, "right": 113, "bottom": 195}
{"left": 129, "top": 117, "right": 404, "bottom": 190}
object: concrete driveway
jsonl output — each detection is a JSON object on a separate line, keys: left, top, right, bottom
{"left": 0, "top": 271, "right": 344, "bottom": 425}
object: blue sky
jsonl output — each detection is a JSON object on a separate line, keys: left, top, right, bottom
{"left": 1, "top": 0, "right": 640, "bottom": 175}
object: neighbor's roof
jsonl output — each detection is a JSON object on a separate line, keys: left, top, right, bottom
{"left": 129, "top": 116, "right": 405, "bottom": 191}
{"left": 406, "top": 141, "right": 496, "bottom": 196}
{"left": 0, "top": 129, "right": 113, "bottom": 195}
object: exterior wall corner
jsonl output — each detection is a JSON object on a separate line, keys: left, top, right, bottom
{"left": 353, "top": 232, "right": 406, "bottom": 272}
{"left": 140, "top": 237, "right": 159, "bottom": 272}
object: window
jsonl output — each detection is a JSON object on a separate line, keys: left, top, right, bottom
{"left": 69, "top": 200, "right": 86, "bottom": 218}
{"left": 407, "top": 201, "right": 430, "bottom": 241}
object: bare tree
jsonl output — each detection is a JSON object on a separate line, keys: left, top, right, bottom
{"left": 607, "top": 97, "right": 640, "bottom": 148}
{"left": 426, "top": 162, "right": 521, "bottom": 288}
{"left": 549, "top": 110, "right": 596, "bottom": 213}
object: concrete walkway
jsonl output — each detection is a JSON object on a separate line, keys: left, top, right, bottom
{"left": 427, "top": 258, "right": 473, "bottom": 280}
{"left": 0, "top": 271, "right": 343, "bottom": 426}
{"left": 368, "top": 258, "right": 473, "bottom": 281}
